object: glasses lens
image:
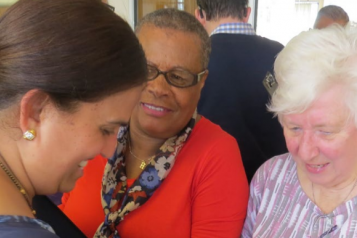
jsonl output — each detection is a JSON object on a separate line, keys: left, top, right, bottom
{"left": 167, "top": 70, "right": 194, "bottom": 87}
{"left": 147, "top": 65, "right": 158, "bottom": 80}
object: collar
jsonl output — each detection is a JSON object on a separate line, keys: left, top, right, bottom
{"left": 210, "top": 22, "right": 256, "bottom": 37}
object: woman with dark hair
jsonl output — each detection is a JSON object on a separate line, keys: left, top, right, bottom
{"left": 0, "top": 0, "right": 147, "bottom": 237}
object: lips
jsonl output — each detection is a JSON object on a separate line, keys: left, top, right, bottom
{"left": 143, "top": 103, "right": 166, "bottom": 112}
{"left": 141, "top": 102, "right": 172, "bottom": 117}
{"left": 306, "top": 163, "right": 329, "bottom": 173}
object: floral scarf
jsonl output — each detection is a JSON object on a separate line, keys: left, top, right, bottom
{"left": 95, "top": 111, "right": 197, "bottom": 238}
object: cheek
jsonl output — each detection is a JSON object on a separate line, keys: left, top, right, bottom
{"left": 285, "top": 137, "right": 298, "bottom": 154}
{"left": 283, "top": 129, "right": 298, "bottom": 153}
{"left": 174, "top": 90, "right": 200, "bottom": 113}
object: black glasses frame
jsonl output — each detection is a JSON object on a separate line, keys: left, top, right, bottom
{"left": 147, "top": 65, "right": 206, "bottom": 88}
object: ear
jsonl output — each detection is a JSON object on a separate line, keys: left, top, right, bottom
{"left": 242, "top": 7, "right": 252, "bottom": 23}
{"left": 198, "top": 70, "right": 209, "bottom": 90}
{"left": 19, "top": 89, "right": 50, "bottom": 135}
{"left": 195, "top": 8, "right": 206, "bottom": 25}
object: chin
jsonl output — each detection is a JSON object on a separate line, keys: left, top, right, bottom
{"left": 58, "top": 180, "right": 78, "bottom": 193}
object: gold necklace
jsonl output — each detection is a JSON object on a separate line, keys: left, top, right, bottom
{"left": 312, "top": 177, "right": 357, "bottom": 206}
{"left": 0, "top": 159, "right": 36, "bottom": 215}
{"left": 127, "top": 136, "right": 155, "bottom": 170}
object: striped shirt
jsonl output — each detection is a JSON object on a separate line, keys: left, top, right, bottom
{"left": 242, "top": 153, "right": 357, "bottom": 238}
{"left": 210, "top": 22, "right": 256, "bottom": 37}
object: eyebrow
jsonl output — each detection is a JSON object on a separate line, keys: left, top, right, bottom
{"left": 147, "top": 61, "right": 191, "bottom": 72}
{"left": 106, "top": 120, "right": 129, "bottom": 127}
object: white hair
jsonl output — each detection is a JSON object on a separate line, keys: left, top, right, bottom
{"left": 269, "top": 25, "right": 357, "bottom": 125}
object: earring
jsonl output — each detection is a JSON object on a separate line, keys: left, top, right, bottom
{"left": 23, "top": 130, "right": 36, "bottom": 141}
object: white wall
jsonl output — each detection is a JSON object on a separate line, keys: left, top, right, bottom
{"left": 0, "top": 0, "right": 16, "bottom": 6}
{"left": 108, "top": 0, "right": 135, "bottom": 29}
{"left": 248, "top": 0, "right": 256, "bottom": 27}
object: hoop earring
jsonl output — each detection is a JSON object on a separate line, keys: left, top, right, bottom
{"left": 23, "top": 130, "right": 36, "bottom": 141}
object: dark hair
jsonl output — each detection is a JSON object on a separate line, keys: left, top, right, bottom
{"left": 0, "top": 0, "right": 147, "bottom": 111}
{"left": 314, "top": 5, "right": 349, "bottom": 29}
{"left": 196, "top": 0, "right": 248, "bottom": 21}
{"left": 135, "top": 8, "right": 211, "bottom": 69}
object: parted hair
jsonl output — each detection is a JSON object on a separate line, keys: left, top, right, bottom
{"left": 196, "top": 0, "right": 248, "bottom": 21}
{"left": 135, "top": 8, "right": 211, "bottom": 69}
{"left": 0, "top": 0, "right": 147, "bottom": 111}
{"left": 269, "top": 25, "right": 357, "bottom": 125}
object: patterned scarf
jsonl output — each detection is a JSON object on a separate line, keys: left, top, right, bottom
{"left": 95, "top": 111, "right": 197, "bottom": 238}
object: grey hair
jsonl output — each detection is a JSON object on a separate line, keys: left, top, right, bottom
{"left": 268, "top": 25, "right": 357, "bottom": 126}
{"left": 314, "top": 5, "right": 349, "bottom": 29}
{"left": 135, "top": 8, "right": 211, "bottom": 69}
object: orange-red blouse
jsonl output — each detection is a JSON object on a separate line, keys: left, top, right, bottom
{"left": 60, "top": 117, "right": 249, "bottom": 238}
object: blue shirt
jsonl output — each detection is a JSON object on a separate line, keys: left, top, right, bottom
{"left": 0, "top": 215, "right": 58, "bottom": 238}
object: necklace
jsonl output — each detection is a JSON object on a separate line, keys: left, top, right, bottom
{"left": 312, "top": 177, "right": 357, "bottom": 206}
{"left": 127, "top": 135, "right": 155, "bottom": 170}
{"left": 0, "top": 159, "right": 36, "bottom": 215}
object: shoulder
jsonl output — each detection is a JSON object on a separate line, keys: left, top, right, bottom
{"left": 0, "top": 216, "right": 59, "bottom": 238}
{"left": 189, "top": 117, "right": 239, "bottom": 152}
{"left": 182, "top": 116, "right": 246, "bottom": 181}
{"left": 250, "top": 153, "right": 295, "bottom": 192}
{"left": 259, "top": 35, "right": 283, "bottom": 46}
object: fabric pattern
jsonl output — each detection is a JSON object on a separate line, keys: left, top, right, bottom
{"left": 210, "top": 22, "right": 256, "bottom": 36}
{"left": 0, "top": 215, "right": 58, "bottom": 238}
{"left": 0, "top": 215, "right": 55, "bottom": 233}
{"left": 242, "top": 153, "right": 357, "bottom": 238}
{"left": 95, "top": 112, "right": 197, "bottom": 238}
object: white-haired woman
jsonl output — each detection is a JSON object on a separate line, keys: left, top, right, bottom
{"left": 242, "top": 25, "right": 357, "bottom": 238}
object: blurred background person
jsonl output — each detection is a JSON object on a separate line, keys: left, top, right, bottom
{"left": 242, "top": 25, "right": 357, "bottom": 237}
{"left": 313, "top": 5, "right": 349, "bottom": 29}
{"left": 60, "top": 8, "right": 249, "bottom": 238}
{"left": 195, "top": 0, "right": 287, "bottom": 182}
{"left": 0, "top": 0, "right": 147, "bottom": 237}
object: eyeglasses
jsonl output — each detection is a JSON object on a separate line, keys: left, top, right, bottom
{"left": 147, "top": 64, "right": 206, "bottom": 88}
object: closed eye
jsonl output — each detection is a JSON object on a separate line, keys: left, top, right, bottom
{"left": 290, "top": 127, "right": 301, "bottom": 131}
{"left": 101, "top": 128, "right": 115, "bottom": 136}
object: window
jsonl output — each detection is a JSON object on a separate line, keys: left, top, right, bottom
{"left": 134, "top": 0, "right": 197, "bottom": 26}
{"left": 255, "top": 0, "right": 356, "bottom": 45}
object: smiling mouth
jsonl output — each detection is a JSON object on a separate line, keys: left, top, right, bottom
{"left": 309, "top": 164, "right": 326, "bottom": 168}
{"left": 142, "top": 103, "right": 171, "bottom": 112}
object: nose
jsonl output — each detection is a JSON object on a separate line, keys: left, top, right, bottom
{"left": 147, "top": 74, "right": 171, "bottom": 98}
{"left": 100, "top": 134, "right": 118, "bottom": 158}
{"left": 297, "top": 132, "right": 319, "bottom": 161}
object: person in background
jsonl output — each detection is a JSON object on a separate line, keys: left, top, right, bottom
{"left": 242, "top": 25, "right": 357, "bottom": 237}
{"left": 60, "top": 8, "right": 249, "bottom": 238}
{"left": 313, "top": 5, "right": 349, "bottom": 29}
{"left": 195, "top": 0, "right": 287, "bottom": 182}
{"left": 0, "top": 0, "right": 147, "bottom": 237}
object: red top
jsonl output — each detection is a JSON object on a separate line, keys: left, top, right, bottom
{"left": 60, "top": 117, "right": 249, "bottom": 238}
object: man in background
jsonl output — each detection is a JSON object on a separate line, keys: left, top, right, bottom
{"left": 195, "top": 0, "right": 287, "bottom": 181}
{"left": 313, "top": 5, "right": 349, "bottom": 29}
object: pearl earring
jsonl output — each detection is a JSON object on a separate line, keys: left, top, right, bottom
{"left": 23, "top": 130, "right": 36, "bottom": 141}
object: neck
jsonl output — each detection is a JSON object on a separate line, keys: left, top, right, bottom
{"left": 205, "top": 17, "right": 245, "bottom": 35}
{"left": 298, "top": 167, "right": 357, "bottom": 214}
{"left": 128, "top": 126, "right": 166, "bottom": 160}
{"left": 0, "top": 153, "right": 36, "bottom": 216}
{"left": 0, "top": 136, "right": 36, "bottom": 209}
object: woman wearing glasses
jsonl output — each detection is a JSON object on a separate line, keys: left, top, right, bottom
{"left": 60, "top": 8, "right": 249, "bottom": 238}
{"left": 242, "top": 25, "right": 357, "bottom": 238}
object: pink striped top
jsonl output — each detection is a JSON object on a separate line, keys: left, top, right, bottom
{"left": 242, "top": 153, "right": 357, "bottom": 238}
